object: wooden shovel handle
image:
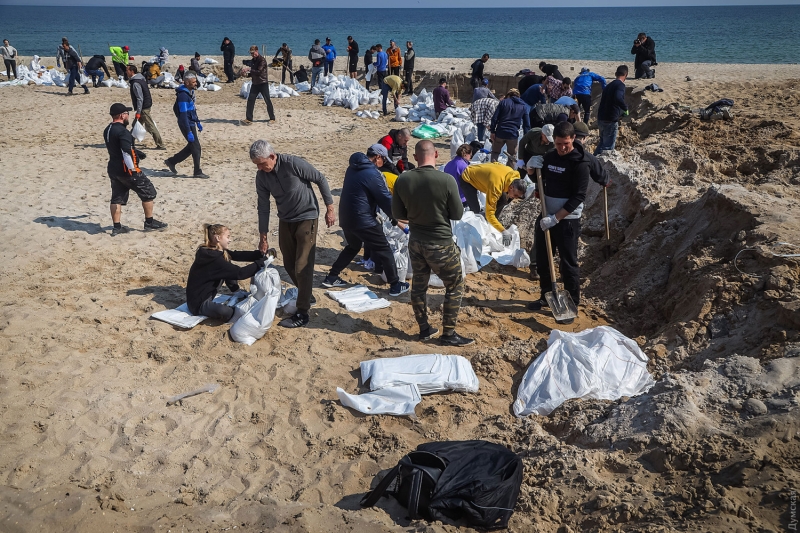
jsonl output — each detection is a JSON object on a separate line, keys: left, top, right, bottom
{"left": 535, "top": 169, "right": 558, "bottom": 290}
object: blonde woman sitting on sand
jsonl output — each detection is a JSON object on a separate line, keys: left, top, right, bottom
{"left": 186, "top": 224, "right": 267, "bottom": 321}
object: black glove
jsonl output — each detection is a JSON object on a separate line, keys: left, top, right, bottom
{"left": 255, "top": 257, "right": 267, "bottom": 268}
{"left": 135, "top": 149, "right": 147, "bottom": 161}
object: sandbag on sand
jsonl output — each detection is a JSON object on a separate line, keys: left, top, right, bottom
{"left": 360, "top": 353, "right": 480, "bottom": 394}
{"left": 514, "top": 326, "right": 656, "bottom": 417}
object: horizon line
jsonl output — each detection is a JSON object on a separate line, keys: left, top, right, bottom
{"left": 2, "top": 2, "right": 799, "bottom": 6}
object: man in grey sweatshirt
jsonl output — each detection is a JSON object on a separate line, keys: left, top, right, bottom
{"left": 250, "top": 139, "right": 335, "bottom": 328}
{"left": 308, "top": 39, "right": 326, "bottom": 88}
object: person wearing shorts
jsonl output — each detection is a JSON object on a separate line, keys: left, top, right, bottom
{"left": 103, "top": 102, "right": 168, "bottom": 235}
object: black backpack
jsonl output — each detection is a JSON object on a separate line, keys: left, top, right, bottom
{"left": 361, "top": 440, "right": 523, "bottom": 530}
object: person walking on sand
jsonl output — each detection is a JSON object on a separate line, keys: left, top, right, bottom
{"left": 127, "top": 64, "right": 165, "bottom": 150}
{"left": 165, "top": 72, "right": 208, "bottom": 179}
{"left": 322, "top": 37, "right": 336, "bottom": 76}
{"left": 221, "top": 37, "right": 236, "bottom": 83}
{"left": 594, "top": 65, "right": 629, "bottom": 155}
{"left": 1, "top": 39, "right": 18, "bottom": 80}
{"left": 250, "top": 139, "right": 335, "bottom": 329}
{"left": 103, "top": 102, "right": 167, "bottom": 236}
{"left": 274, "top": 43, "right": 294, "bottom": 84}
{"left": 573, "top": 67, "right": 606, "bottom": 123}
{"left": 308, "top": 39, "right": 326, "bottom": 88}
{"left": 403, "top": 41, "right": 415, "bottom": 94}
{"left": 240, "top": 45, "right": 276, "bottom": 126}
{"left": 62, "top": 40, "right": 89, "bottom": 95}
{"left": 526, "top": 121, "right": 589, "bottom": 323}
{"left": 109, "top": 44, "right": 130, "bottom": 80}
{"left": 186, "top": 224, "right": 267, "bottom": 321}
{"left": 392, "top": 140, "right": 473, "bottom": 346}
{"left": 489, "top": 88, "right": 529, "bottom": 167}
{"left": 470, "top": 53, "right": 489, "bottom": 89}
{"left": 346, "top": 36, "right": 359, "bottom": 79}
{"left": 323, "top": 144, "right": 410, "bottom": 297}
{"left": 387, "top": 40, "right": 401, "bottom": 77}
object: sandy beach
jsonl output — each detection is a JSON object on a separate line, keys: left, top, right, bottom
{"left": 0, "top": 55, "right": 798, "bottom": 532}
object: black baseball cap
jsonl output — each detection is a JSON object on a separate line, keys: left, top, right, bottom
{"left": 109, "top": 103, "right": 132, "bottom": 116}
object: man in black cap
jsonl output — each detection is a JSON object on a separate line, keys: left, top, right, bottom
{"left": 103, "top": 103, "right": 167, "bottom": 235}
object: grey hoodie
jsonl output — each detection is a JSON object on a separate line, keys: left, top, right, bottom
{"left": 256, "top": 154, "right": 334, "bottom": 233}
{"left": 308, "top": 44, "right": 325, "bottom": 67}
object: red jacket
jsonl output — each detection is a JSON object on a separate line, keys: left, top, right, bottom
{"left": 379, "top": 131, "right": 409, "bottom": 172}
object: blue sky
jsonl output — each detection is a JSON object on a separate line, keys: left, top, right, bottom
{"left": 1, "top": 0, "right": 798, "bottom": 5}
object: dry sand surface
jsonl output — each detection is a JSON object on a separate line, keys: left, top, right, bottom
{"left": 1, "top": 56, "right": 799, "bottom": 532}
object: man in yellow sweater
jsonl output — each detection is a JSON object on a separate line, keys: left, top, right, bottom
{"left": 459, "top": 162, "right": 529, "bottom": 246}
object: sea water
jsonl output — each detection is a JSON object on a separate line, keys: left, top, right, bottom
{"left": 1, "top": 5, "right": 798, "bottom": 64}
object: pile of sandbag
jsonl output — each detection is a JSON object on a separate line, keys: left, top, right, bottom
{"left": 294, "top": 81, "right": 311, "bottom": 92}
{"left": 356, "top": 110, "right": 382, "bottom": 119}
{"left": 239, "top": 80, "right": 300, "bottom": 99}
{"left": 0, "top": 65, "right": 63, "bottom": 87}
{"left": 311, "top": 74, "right": 381, "bottom": 111}
{"left": 394, "top": 89, "right": 436, "bottom": 122}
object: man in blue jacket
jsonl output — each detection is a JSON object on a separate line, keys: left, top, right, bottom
{"left": 573, "top": 67, "right": 606, "bottom": 123}
{"left": 489, "top": 88, "right": 530, "bottom": 168}
{"left": 372, "top": 44, "right": 389, "bottom": 90}
{"left": 594, "top": 65, "right": 629, "bottom": 155}
{"left": 165, "top": 73, "right": 208, "bottom": 179}
{"left": 323, "top": 37, "right": 337, "bottom": 76}
{"left": 323, "top": 144, "right": 410, "bottom": 297}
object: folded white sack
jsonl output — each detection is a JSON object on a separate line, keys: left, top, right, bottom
{"left": 151, "top": 294, "right": 234, "bottom": 329}
{"left": 336, "top": 384, "right": 421, "bottom": 416}
{"left": 514, "top": 326, "right": 656, "bottom": 417}
{"left": 327, "top": 285, "right": 390, "bottom": 313}
{"left": 360, "top": 353, "right": 480, "bottom": 394}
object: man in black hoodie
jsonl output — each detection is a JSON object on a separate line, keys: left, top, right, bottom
{"left": 526, "top": 121, "right": 589, "bottom": 321}
{"left": 631, "top": 33, "right": 656, "bottom": 79}
{"left": 84, "top": 54, "right": 111, "bottom": 87}
{"left": 470, "top": 53, "right": 489, "bottom": 89}
{"left": 220, "top": 37, "right": 235, "bottom": 83}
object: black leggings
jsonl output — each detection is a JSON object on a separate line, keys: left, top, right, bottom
{"left": 246, "top": 82, "right": 276, "bottom": 121}
{"left": 4, "top": 59, "right": 17, "bottom": 79}
{"left": 329, "top": 224, "right": 399, "bottom": 285}
{"left": 576, "top": 93, "right": 592, "bottom": 123}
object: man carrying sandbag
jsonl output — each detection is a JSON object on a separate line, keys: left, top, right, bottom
{"left": 459, "top": 162, "right": 529, "bottom": 246}
{"left": 323, "top": 144, "right": 409, "bottom": 297}
{"left": 392, "top": 140, "right": 472, "bottom": 346}
{"left": 128, "top": 64, "right": 165, "bottom": 150}
{"left": 62, "top": 39, "right": 89, "bottom": 96}
{"left": 103, "top": 103, "right": 167, "bottom": 235}
{"left": 250, "top": 139, "right": 335, "bottom": 329}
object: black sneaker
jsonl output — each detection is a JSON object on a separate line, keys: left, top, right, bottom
{"left": 164, "top": 159, "right": 177, "bottom": 175}
{"left": 322, "top": 275, "right": 348, "bottom": 288}
{"left": 389, "top": 281, "right": 410, "bottom": 297}
{"left": 418, "top": 326, "right": 439, "bottom": 341}
{"left": 527, "top": 298, "right": 549, "bottom": 311}
{"left": 279, "top": 312, "right": 309, "bottom": 328}
{"left": 439, "top": 332, "right": 475, "bottom": 347}
{"left": 83, "top": 87, "right": 90, "bottom": 94}
{"left": 193, "top": 172, "right": 210, "bottom": 179}
{"left": 310, "top": 296, "right": 317, "bottom": 308}
{"left": 144, "top": 218, "right": 168, "bottom": 231}
{"left": 111, "top": 225, "right": 131, "bottom": 236}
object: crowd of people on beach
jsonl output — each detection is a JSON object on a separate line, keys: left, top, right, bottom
{"left": 2, "top": 30, "right": 652, "bottom": 337}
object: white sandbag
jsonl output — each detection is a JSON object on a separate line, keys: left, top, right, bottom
{"left": 277, "top": 287, "right": 298, "bottom": 315}
{"left": 101, "top": 80, "right": 113, "bottom": 87}
{"left": 327, "top": 285, "right": 390, "bottom": 313}
{"left": 204, "top": 57, "right": 218, "bottom": 64}
{"left": 452, "top": 212, "right": 484, "bottom": 275}
{"left": 206, "top": 83, "right": 221, "bottom": 91}
{"left": 490, "top": 224, "right": 522, "bottom": 263}
{"left": 509, "top": 249, "right": 531, "bottom": 268}
{"left": 205, "top": 73, "right": 220, "bottom": 82}
{"left": 347, "top": 93, "right": 359, "bottom": 110}
{"left": 131, "top": 120, "right": 147, "bottom": 142}
{"left": 514, "top": 326, "right": 656, "bottom": 417}
{"left": 360, "top": 353, "right": 480, "bottom": 395}
{"left": 450, "top": 128, "right": 465, "bottom": 159}
{"left": 295, "top": 81, "right": 310, "bottom": 92}
{"left": 240, "top": 80, "right": 253, "bottom": 99}
{"left": 229, "top": 266, "right": 282, "bottom": 345}
{"left": 79, "top": 71, "right": 90, "bottom": 86}
{"left": 337, "top": 384, "right": 421, "bottom": 416}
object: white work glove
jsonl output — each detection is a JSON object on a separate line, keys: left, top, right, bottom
{"left": 501, "top": 229, "right": 513, "bottom": 247}
{"left": 527, "top": 155, "right": 544, "bottom": 169}
{"left": 540, "top": 214, "right": 558, "bottom": 231}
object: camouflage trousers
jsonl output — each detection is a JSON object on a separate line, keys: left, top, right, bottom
{"left": 408, "top": 239, "right": 464, "bottom": 335}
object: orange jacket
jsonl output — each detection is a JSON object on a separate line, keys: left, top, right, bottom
{"left": 388, "top": 47, "right": 401, "bottom": 68}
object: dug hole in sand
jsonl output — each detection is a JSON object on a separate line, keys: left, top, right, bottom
{"left": 0, "top": 60, "right": 798, "bottom": 532}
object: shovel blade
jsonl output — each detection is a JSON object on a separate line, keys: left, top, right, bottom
{"left": 545, "top": 290, "right": 578, "bottom": 323}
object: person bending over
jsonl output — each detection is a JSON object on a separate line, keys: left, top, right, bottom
{"left": 186, "top": 224, "right": 267, "bottom": 321}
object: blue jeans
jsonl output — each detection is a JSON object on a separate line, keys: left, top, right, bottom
{"left": 68, "top": 64, "right": 87, "bottom": 93}
{"left": 635, "top": 60, "right": 654, "bottom": 79}
{"left": 324, "top": 60, "right": 334, "bottom": 75}
{"left": 311, "top": 66, "right": 323, "bottom": 87}
{"left": 381, "top": 83, "right": 392, "bottom": 115}
{"left": 594, "top": 120, "right": 619, "bottom": 155}
{"left": 477, "top": 123, "right": 486, "bottom": 141}
{"left": 85, "top": 68, "right": 104, "bottom": 86}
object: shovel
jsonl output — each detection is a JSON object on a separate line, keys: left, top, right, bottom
{"left": 602, "top": 187, "right": 612, "bottom": 260}
{"left": 535, "top": 169, "right": 578, "bottom": 323}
